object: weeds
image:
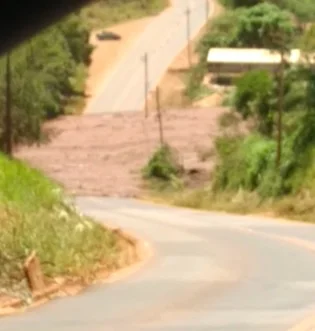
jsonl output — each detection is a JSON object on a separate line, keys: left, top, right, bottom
{"left": 0, "top": 154, "right": 119, "bottom": 298}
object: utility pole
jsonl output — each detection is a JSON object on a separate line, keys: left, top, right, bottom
{"left": 276, "top": 51, "right": 285, "bottom": 168}
{"left": 155, "top": 86, "right": 164, "bottom": 146}
{"left": 4, "top": 52, "right": 12, "bottom": 156}
{"left": 143, "top": 52, "right": 149, "bottom": 117}
{"left": 205, "top": 0, "right": 209, "bottom": 23}
{"left": 186, "top": 6, "right": 192, "bottom": 69}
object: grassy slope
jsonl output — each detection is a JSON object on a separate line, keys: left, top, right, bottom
{"left": 0, "top": 154, "right": 119, "bottom": 299}
{"left": 81, "top": 0, "right": 169, "bottom": 29}
{"left": 166, "top": 186, "right": 315, "bottom": 223}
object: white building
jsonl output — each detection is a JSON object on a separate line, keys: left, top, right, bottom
{"left": 206, "top": 48, "right": 306, "bottom": 74}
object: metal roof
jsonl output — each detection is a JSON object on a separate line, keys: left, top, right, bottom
{"left": 207, "top": 48, "right": 302, "bottom": 64}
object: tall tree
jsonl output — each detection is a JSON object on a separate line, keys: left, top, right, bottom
{"left": 237, "top": 3, "right": 295, "bottom": 167}
{"left": 236, "top": 3, "right": 295, "bottom": 49}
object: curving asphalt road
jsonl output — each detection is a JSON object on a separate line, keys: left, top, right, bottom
{"left": 4, "top": 0, "right": 315, "bottom": 330}
{"left": 2, "top": 197, "right": 315, "bottom": 330}
{"left": 85, "top": 0, "right": 212, "bottom": 113}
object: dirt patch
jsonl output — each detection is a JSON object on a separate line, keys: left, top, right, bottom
{"left": 193, "top": 91, "right": 224, "bottom": 108}
{"left": 85, "top": 17, "right": 152, "bottom": 107}
{"left": 15, "top": 107, "right": 227, "bottom": 197}
{"left": 0, "top": 227, "right": 152, "bottom": 317}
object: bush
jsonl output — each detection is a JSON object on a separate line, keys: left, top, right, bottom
{"left": 142, "top": 144, "right": 183, "bottom": 181}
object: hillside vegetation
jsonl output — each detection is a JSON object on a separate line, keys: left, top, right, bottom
{"left": 0, "top": 153, "right": 119, "bottom": 300}
{"left": 145, "top": 0, "right": 315, "bottom": 222}
{"left": 0, "top": 14, "right": 91, "bottom": 147}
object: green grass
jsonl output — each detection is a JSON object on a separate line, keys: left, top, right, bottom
{"left": 149, "top": 184, "right": 315, "bottom": 224}
{"left": 80, "top": 0, "right": 169, "bottom": 29}
{"left": 0, "top": 154, "right": 119, "bottom": 300}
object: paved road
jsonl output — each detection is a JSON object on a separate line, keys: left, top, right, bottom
{"left": 3, "top": 197, "right": 315, "bottom": 330}
{"left": 85, "top": 0, "right": 211, "bottom": 113}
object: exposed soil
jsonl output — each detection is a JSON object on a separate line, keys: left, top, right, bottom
{"left": 15, "top": 108, "right": 227, "bottom": 197}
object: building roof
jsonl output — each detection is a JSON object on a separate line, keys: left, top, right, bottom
{"left": 207, "top": 48, "right": 302, "bottom": 65}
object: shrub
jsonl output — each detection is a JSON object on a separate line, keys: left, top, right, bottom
{"left": 142, "top": 144, "right": 183, "bottom": 181}
{"left": 213, "top": 133, "right": 297, "bottom": 197}
{"left": 185, "top": 63, "right": 208, "bottom": 101}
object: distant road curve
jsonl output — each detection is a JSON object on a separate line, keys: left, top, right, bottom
{"left": 85, "top": 0, "right": 214, "bottom": 114}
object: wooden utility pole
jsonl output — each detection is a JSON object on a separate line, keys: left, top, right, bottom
{"left": 186, "top": 7, "right": 192, "bottom": 69}
{"left": 155, "top": 86, "right": 164, "bottom": 146}
{"left": 276, "top": 51, "right": 285, "bottom": 168}
{"left": 205, "top": 0, "right": 209, "bottom": 23}
{"left": 4, "top": 52, "right": 12, "bottom": 156}
{"left": 143, "top": 52, "right": 149, "bottom": 117}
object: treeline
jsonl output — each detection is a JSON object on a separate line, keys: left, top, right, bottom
{"left": 222, "top": 0, "right": 315, "bottom": 23}
{"left": 0, "top": 13, "right": 92, "bottom": 147}
{"left": 181, "top": 0, "right": 315, "bottom": 220}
